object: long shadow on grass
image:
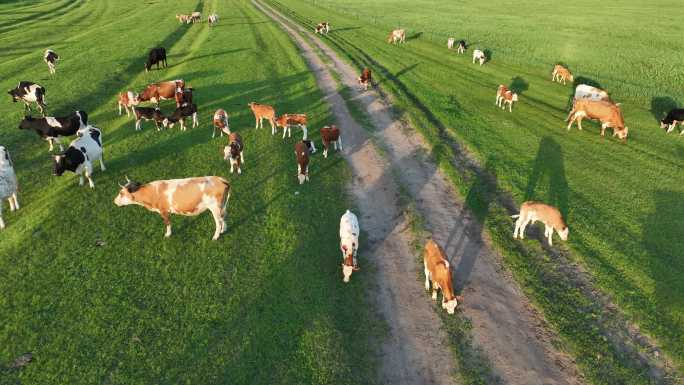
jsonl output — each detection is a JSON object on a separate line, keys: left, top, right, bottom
{"left": 650, "top": 96, "right": 679, "bottom": 123}
{"left": 524, "top": 137, "right": 569, "bottom": 218}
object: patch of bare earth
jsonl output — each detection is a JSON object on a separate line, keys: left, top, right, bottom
{"left": 253, "top": 1, "right": 583, "bottom": 384}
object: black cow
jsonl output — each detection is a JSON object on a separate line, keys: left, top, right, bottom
{"left": 8, "top": 81, "right": 47, "bottom": 116}
{"left": 18, "top": 111, "right": 88, "bottom": 152}
{"left": 44, "top": 49, "right": 59, "bottom": 74}
{"left": 145, "top": 47, "right": 167, "bottom": 72}
{"left": 132, "top": 106, "right": 166, "bottom": 131}
{"left": 661, "top": 108, "right": 684, "bottom": 134}
{"left": 163, "top": 103, "right": 198, "bottom": 131}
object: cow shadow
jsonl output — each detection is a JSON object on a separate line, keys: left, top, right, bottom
{"left": 333, "top": 26, "right": 361, "bottom": 32}
{"left": 406, "top": 31, "right": 422, "bottom": 41}
{"left": 395, "top": 63, "right": 418, "bottom": 78}
{"left": 650, "top": 96, "right": 678, "bottom": 122}
{"left": 483, "top": 49, "right": 493, "bottom": 62}
{"left": 524, "top": 136, "right": 569, "bottom": 219}
{"left": 174, "top": 48, "right": 249, "bottom": 66}
{"left": 508, "top": 76, "right": 529, "bottom": 95}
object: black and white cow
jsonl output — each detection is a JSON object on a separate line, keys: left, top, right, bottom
{"left": 44, "top": 49, "right": 59, "bottom": 74}
{"left": 52, "top": 126, "right": 105, "bottom": 189}
{"left": 8, "top": 81, "right": 47, "bottom": 116}
{"left": 145, "top": 47, "right": 167, "bottom": 72}
{"left": 162, "top": 103, "right": 198, "bottom": 131}
{"left": 132, "top": 106, "right": 166, "bottom": 131}
{"left": 661, "top": 108, "right": 684, "bottom": 135}
{"left": 18, "top": 111, "right": 88, "bottom": 151}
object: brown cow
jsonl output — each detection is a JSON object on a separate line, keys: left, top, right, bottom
{"left": 212, "top": 109, "right": 230, "bottom": 138}
{"left": 320, "top": 125, "right": 342, "bottom": 158}
{"left": 276, "top": 114, "right": 308, "bottom": 140}
{"left": 315, "top": 22, "right": 330, "bottom": 34}
{"left": 551, "top": 64, "right": 574, "bottom": 85}
{"left": 117, "top": 91, "right": 139, "bottom": 117}
{"left": 138, "top": 80, "right": 185, "bottom": 106}
{"left": 294, "top": 141, "right": 310, "bottom": 185}
{"left": 175, "top": 87, "right": 193, "bottom": 108}
{"left": 247, "top": 102, "right": 276, "bottom": 133}
{"left": 114, "top": 176, "right": 231, "bottom": 240}
{"left": 567, "top": 99, "right": 628, "bottom": 141}
{"left": 513, "top": 201, "right": 568, "bottom": 246}
{"left": 223, "top": 132, "right": 244, "bottom": 175}
{"left": 387, "top": 29, "right": 405, "bottom": 44}
{"left": 423, "top": 240, "right": 461, "bottom": 314}
{"left": 358, "top": 67, "right": 372, "bottom": 91}
{"left": 495, "top": 85, "right": 518, "bottom": 112}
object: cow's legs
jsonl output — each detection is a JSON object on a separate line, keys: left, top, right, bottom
{"left": 431, "top": 286, "right": 438, "bottom": 300}
{"left": 135, "top": 119, "right": 142, "bottom": 131}
{"left": 0, "top": 204, "right": 4, "bottom": 229}
{"left": 209, "top": 207, "right": 223, "bottom": 240}
{"left": 118, "top": 103, "right": 122, "bottom": 115}
{"left": 255, "top": 117, "right": 260, "bottom": 129}
{"left": 84, "top": 165, "right": 95, "bottom": 188}
{"left": 566, "top": 114, "right": 577, "bottom": 131}
{"left": 10, "top": 193, "right": 19, "bottom": 211}
{"left": 229, "top": 158, "right": 235, "bottom": 174}
{"left": 513, "top": 216, "right": 522, "bottom": 238}
{"left": 47, "top": 138, "right": 54, "bottom": 152}
{"left": 99, "top": 154, "right": 106, "bottom": 171}
{"left": 240, "top": 151, "right": 244, "bottom": 165}
{"left": 509, "top": 102, "right": 513, "bottom": 112}
{"left": 338, "top": 137, "right": 343, "bottom": 151}
{"left": 667, "top": 123, "right": 675, "bottom": 133}
{"left": 519, "top": 218, "right": 531, "bottom": 240}
{"left": 161, "top": 212, "right": 172, "bottom": 237}
{"left": 192, "top": 112, "right": 198, "bottom": 128}
{"left": 424, "top": 263, "right": 430, "bottom": 291}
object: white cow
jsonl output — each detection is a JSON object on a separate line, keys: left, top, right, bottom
{"left": 339, "top": 209, "right": 360, "bottom": 283}
{"left": 52, "top": 126, "right": 105, "bottom": 188}
{"left": 447, "top": 37, "right": 455, "bottom": 49}
{"left": 0, "top": 146, "right": 19, "bottom": 229}
{"left": 574, "top": 84, "right": 610, "bottom": 102}
{"left": 472, "top": 49, "right": 486, "bottom": 65}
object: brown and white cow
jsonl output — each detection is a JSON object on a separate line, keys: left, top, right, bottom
{"left": 551, "top": 64, "right": 574, "bottom": 85}
{"left": 340, "top": 210, "right": 360, "bottom": 283}
{"left": 138, "top": 80, "right": 185, "bottom": 106}
{"left": 276, "top": 114, "right": 308, "bottom": 140}
{"left": 423, "top": 239, "right": 461, "bottom": 314}
{"left": 191, "top": 11, "right": 202, "bottom": 23}
{"left": 315, "top": 22, "right": 330, "bottom": 34}
{"left": 513, "top": 201, "right": 568, "bottom": 246}
{"left": 566, "top": 99, "right": 628, "bottom": 141}
{"left": 495, "top": 85, "right": 519, "bottom": 112}
{"left": 223, "top": 132, "right": 244, "bottom": 175}
{"left": 114, "top": 176, "right": 231, "bottom": 240}
{"left": 117, "top": 91, "right": 140, "bottom": 117}
{"left": 358, "top": 67, "right": 372, "bottom": 91}
{"left": 294, "top": 141, "right": 310, "bottom": 185}
{"left": 212, "top": 109, "right": 230, "bottom": 138}
{"left": 247, "top": 102, "right": 276, "bottom": 133}
{"left": 320, "top": 125, "right": 342, "bottom": 158}
{"left": 387, "top": 29, "right": 406, "bottom": 44}
{"left": 176, "top": 14, "right": 190, "bottom": 23}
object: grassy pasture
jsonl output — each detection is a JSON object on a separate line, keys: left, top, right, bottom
{"left": 0, "top": 1, "right": 380, "bottom": 384}
{"left": 266, "top": 0, "right": 684, "bottom": 382}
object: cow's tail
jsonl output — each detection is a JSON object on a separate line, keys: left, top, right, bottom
{"left": 511, "top": 214, "right": 520, "bottom": 218}
{"left": 220, "top": 177, "right": 231, "bottom": 210}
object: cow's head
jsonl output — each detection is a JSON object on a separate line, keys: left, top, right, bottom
{"left": 660, "top": 120, "right": 669, "bottom": 130}
{"left": 558, "top": 226, "right": 569, "bottom": 241}
{"left": 297, "top": 169, "right": 308, "bottom": 185}
{"left": 18, "top": 117, "right": 33, "bottom": 130}
{"left": 614, "top": 126, "right": 628, "bottom": 142}
{"left": 303, "top": 139, "right": 316, "bottom": 154}
{"left": 8, "top": 89, "right": 20, "bottom": 102}
{"left": 52, "top": 154, "right": 67, "bottom": 176}
{"left": 568, "top": 74, "right": 574, "bottom": 82}
{"left": 511, "top": 93, "right": 519, "bottom": 102}
{"left": 443, "top": 296, "right": 461, "bottom": 314}
{"left": 162, "top": 117, "right": 175, "bottom": 129}
{"left": 114, "top": 177, "right": 143, "bottom": 206}
{"left": 341, "top": 243, "right": 359, "bottom": 283}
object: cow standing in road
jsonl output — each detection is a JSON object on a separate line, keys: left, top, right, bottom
{"left": 339, "top": 210, "right": 360, "bottom": 283}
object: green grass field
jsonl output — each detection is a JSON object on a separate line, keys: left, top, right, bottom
{"left": 0, "top": 1, "right": 381, "bottom": 384}
{"left": 265, "top": 0, "right": 684, "bottom": 382}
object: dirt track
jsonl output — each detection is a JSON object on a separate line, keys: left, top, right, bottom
{"left": 253, "top": 1, "right": 583, "bottom": 384}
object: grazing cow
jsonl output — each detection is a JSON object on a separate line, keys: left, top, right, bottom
{"left": 44, "top": 49, "right": 59, "bottom": 75}
{"left": 276, "top": 114, "right": 308, "bottom": 140}
{"left": 8, "top": 81, "right": 47, "bottom": 116}
{"left": 512, "top": 201, "right": 568, "bottom": 246}
{"left": 495, "top": 85, "right": 519, "bottom": 112}
{"left": 358, "top": 67, "right": 372, "bottom": 91}
{"left": 660, "top": 108, "right": 684, "bottom": 135}
{"left": 303, "top": 139, "right": 316, "bottom": 154}
{"left": 447, "top": 37, "right": 455, "bottom": 49}
{"left": 212, "top": 108, "right": 230, "bottom": 138}
{"left": 574, "top": 84, "right": 610, "bottom": 102}
{"left": 18, "top": 111, "right": 88, "bottom": 151}
{"left": 339, "top": 209, "right": 360, "bottom": 283}
{"left": 117, "top": 91, "right": 140, "bottom": 117}
{"left": 472, "top": 49, "right": 486, "bottom": 65}
{"left": 294, "top": 141, "right": 310, "bottom": 185}
{"left": 387, "top": 29, "right": 406, "bottom": 44}
{"left": 138, "top": 80, "right": 185, "bottom": 106}
{"left": 551, "top": 64, "right": 573, "bottom": 85}
{"left": 315, "top": 22, "right": 330, "bottom": 34}
{"left": 566, "top": 99, "right": 628, "bottom": 141}
{"left": 132, "top": 106, "right": 166, "bottom": 131}
{"left": 457, "top": 40, "right": 467, "bottom": 54}
{"left": 145, "top": 47, "right": 167, "bottom": 72}
{"left": 0, "top": 146, "right": 19, "bottom": 230}
{"left": 176, "top": 14, "right": 190, "bottom": 23}
{"left": 163, "top": 103, "right": 198, "bottom": 131}
{"left": 208, "top": 13, "right": 219, "bottom": 26}
{"left": 52, "top": 126, "right": 105, "bottom": 189}
{"left": 423, "top": 240, "right": 461, "bottom": 314}
{"left": 175, "top": 87, "right": 193, "bottom": 108}
{"left": 223, "top": 132, "right": 244, "bottom": 174}
{"left": 320, "top": 125, "right": 342, "bottom": 158}
{"left": 191, "top": 11, "right": 201, "bottom": 23}
{"left": 247, "top": 102, "right": 276, "bottom": 132}
{"left": 114, "top": 176, "right": 231, "bottom": 240}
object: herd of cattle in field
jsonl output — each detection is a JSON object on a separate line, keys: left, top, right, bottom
{"left": 0, "top": 12, "right": 682, "bottom": 314}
